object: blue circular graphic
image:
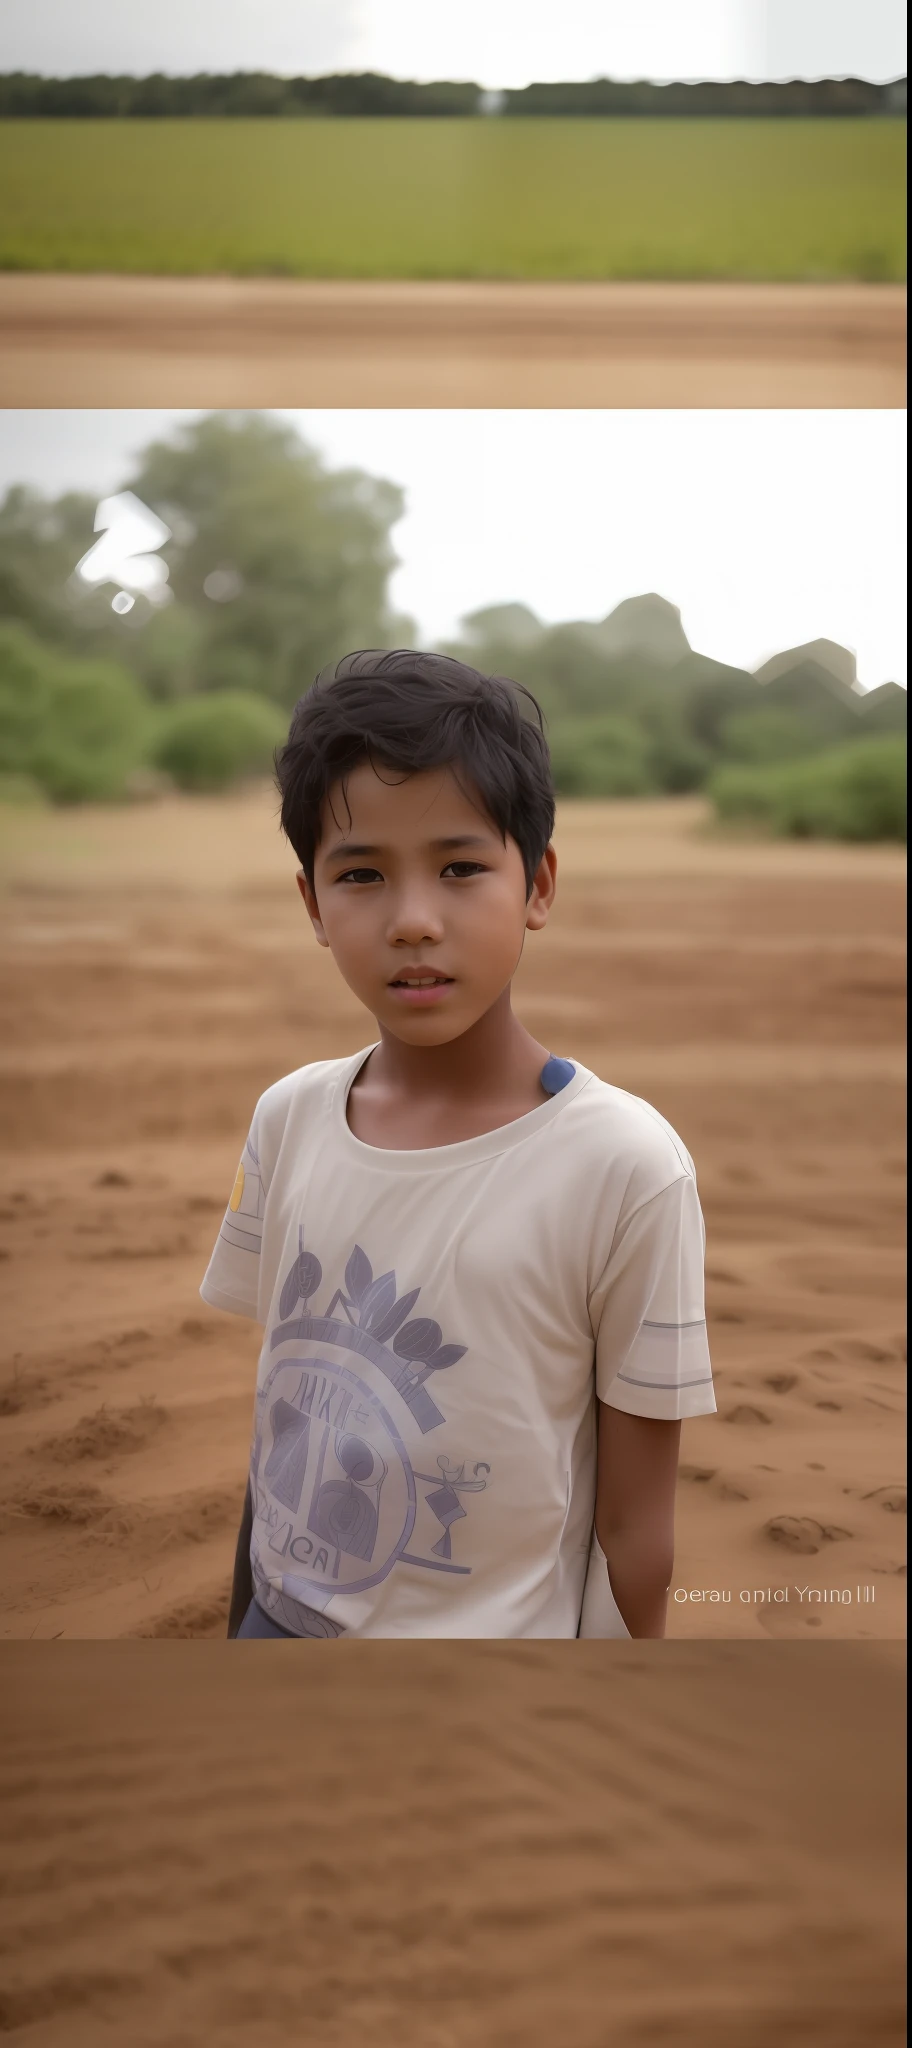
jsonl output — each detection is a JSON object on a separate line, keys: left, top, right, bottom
{"left": 253, "top": 1355, "right": 417, "bottom": 1600}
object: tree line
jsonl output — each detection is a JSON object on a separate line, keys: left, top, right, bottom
{"left": 0, "top": 72, "right": 905, "bottom": 119}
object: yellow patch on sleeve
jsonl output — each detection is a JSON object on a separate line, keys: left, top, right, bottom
{"left": 228, "top": 1162, "right": 245, "bottom": 1213}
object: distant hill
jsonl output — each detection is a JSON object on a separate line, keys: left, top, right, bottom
{"left": 461, "top": 603, "right": 543, "bottom": 649}
{"left": 580, "top": 594, "right": 691, "bottom": 668}
{"left": 752, "top": 640, "right": 906, "bottom": 736}
{"left": 454, "top": 599, "right": 906, "bottom": 706}
{"left": 754, "top": 638, "right": 859, "bottom": 694}
{"left": 851, "top": 680, "right": 907, "bottom": 734}
{"left": 463, "top": 595, "right": 692, "bottom": 668}
{"left": 445, "top": 594, "right": 906, "bottom": 776}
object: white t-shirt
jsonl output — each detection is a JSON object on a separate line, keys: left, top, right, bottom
{"left": 200, "top": 1047, "right": 715, "bottom": 1640}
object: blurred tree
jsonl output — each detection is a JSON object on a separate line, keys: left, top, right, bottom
{"left": 548, "top": 714, "right": 653, "bottom": 797}
{"left": 127, "top": 413, "right": 412, "bottom": 706}
{"left": 0, "top": 485, "right": 101, "bottom": 648}
{"left": 443, "top": 621, "right": 654, "bottom": 727}
{"left": 131, "top": 603, "right": 208, "bottom": 700}
{"left": 717, "top": 705, "right": 823, "bottom": 766}
{"left": 0, "top": 415, "right": 412, "bottom": 706}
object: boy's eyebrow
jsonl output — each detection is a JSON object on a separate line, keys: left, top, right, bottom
{"left": 323, "top": 833, "right": 493, "bottom": 861}
{"left": 323, "top": 842, "right": 381, "bottom": 860}
{"left": 433, "top": 835, "right": 492, "bottom": 851}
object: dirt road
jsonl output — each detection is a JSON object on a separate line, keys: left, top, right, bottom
{"left": 0, "top": 1640, "right": 905, "bottom": 2046}
{"left": 0, "top": 793, "right": 904, "bottom": 1642}
{"left": 0, "top": 277, "right": 905, "bottom": 405}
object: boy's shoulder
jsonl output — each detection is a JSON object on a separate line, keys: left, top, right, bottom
{"left": 254, "top": 1049, "right": 357, "bottom": 1117}
{"left": 248, "top": 1049, "right": 365, "bottom": 1179}
{"left": 562, "top": 1067, "right": 697, "bottom": 1198}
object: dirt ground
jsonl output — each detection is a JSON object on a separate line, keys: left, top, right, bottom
{"left": 0, "top": 1640, "right": 905, "bottom": 2046}
{"left": 0, "top": 277, "right": 905, "bottom": 406}
{"left": 0, "top": 792, "right": 904, "bottom": 1643}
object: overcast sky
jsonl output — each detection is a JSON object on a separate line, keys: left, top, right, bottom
{"left": 1, "top": 0, "right": 906, "bottom": 86}
{"left": 0, "top": 409, "right": 905, "bottom": 690}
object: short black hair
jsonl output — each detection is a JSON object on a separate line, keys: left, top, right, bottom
{"left": 275, "top": 649, "right": 555, "bottom": 893}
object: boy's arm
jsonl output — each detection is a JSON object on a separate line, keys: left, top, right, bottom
{"left": 594, "top": 1403, "right": 681, "bottom": 1639}
{"left": 226, "top": 1481, "right": 254, "bottom": 1639}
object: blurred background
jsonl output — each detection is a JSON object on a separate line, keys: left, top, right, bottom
{"left": 0, "top": 403, "right": 905, "bottom": 1650}
{"left": 0, "top": 406, "right": 906, "bottom": 818}
{"left": 0, "top": 0, "right": 906, "bottom": 403}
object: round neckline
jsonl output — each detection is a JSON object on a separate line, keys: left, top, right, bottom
{"left": 331, "top": 1043, "right": 593, "bottom": 1173}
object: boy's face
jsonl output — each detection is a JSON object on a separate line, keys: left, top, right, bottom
{"left": 298, "top": 763, "right": 556, "bottom": 1046}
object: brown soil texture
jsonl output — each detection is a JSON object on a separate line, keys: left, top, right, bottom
{"left": 0, "top": 1640, "right": 905, "bottom": 2046}
{"left": 0, "top": 794, "right": 905, "bottom": 1641}
{"left": 0, "top": 277, "right": 905, "bottom": 406}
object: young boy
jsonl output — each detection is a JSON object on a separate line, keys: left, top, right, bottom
{"left": 200, "top": 650, "right": 716, "bottom": 1640}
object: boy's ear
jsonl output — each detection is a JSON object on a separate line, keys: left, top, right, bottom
{"left": 525, "top": 843, "right": 557, "bottom": 932}
{"left": 296, "top": 870, "right": 330, "bottom": 948}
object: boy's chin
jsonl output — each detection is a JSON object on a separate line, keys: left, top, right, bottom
{"left": 375, "top": 1000, "right": 488, "bottom": 1047}
{"left": 381, "top": 1013, "right": 472, "bottom": 1047}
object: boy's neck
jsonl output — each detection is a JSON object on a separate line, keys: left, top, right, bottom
{"left": 347, "top": 990, "right": 553, "bottom": 1147}
{"left": 374, "top": 990, "right": 547, "bottom": 1097}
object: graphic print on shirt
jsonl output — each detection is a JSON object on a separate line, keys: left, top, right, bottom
{"left": 251, "top": 1229, "right": 490, "bottom": 1616}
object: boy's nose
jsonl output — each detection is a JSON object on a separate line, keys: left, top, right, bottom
{"left": 385, "top": 889, "right": 446, "bottom": 946}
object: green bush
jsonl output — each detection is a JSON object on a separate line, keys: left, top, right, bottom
{"left": 35, "top": 659, "right": 152, "bottom": 802}
{"left": 643, "top": 724, "right": 710, "bottom": 794}
{"left": 0, "top": 622, "right": 151, "bottom": 802}
{"left": 151, "top": 690, "right": 287, "bottom": 791}
{"left": 548, "top": 714, "right": 654, "bottom": 798}
{"left": 717, "top": 705, "right": 821, "bottom": 766}
{"left": 0, "top": 622, "right": 58, "bottom": 774}
{"left": 710, "top": 736, "right": 906, "bottom": 842}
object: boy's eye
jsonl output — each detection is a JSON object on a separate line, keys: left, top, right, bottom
{"left": 337, "top": 867, "right": 382, "bottom": 885}
{"left": 442, "top": 861, "right": 487, "bottom": 879}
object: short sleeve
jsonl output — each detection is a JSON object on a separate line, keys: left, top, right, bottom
{"left": 199, "top": 1116, "right": 266, "bottom": 1321}
{"left": 591, "top": 1173, "right": 716, "bottom": 1420}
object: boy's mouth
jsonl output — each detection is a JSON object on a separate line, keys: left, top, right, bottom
{"left": 388, "top": 971, "right": 455, "bottom": 1006}
{"left": 389, "top": 974, "right": 453, "bottom": 987}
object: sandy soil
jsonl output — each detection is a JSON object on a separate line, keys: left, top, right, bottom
{"left": 0, "top": 277, "right": 905, "bottom": 406}
{"left": 0, "top": 793, "right": 905, "bottom": 1641}
{"left": 0, "top": 1639, "right": 905, "bottom": 2046}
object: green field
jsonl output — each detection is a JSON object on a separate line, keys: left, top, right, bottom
{"left": 0, "top": 119, "right": 905, "bottom": 278}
